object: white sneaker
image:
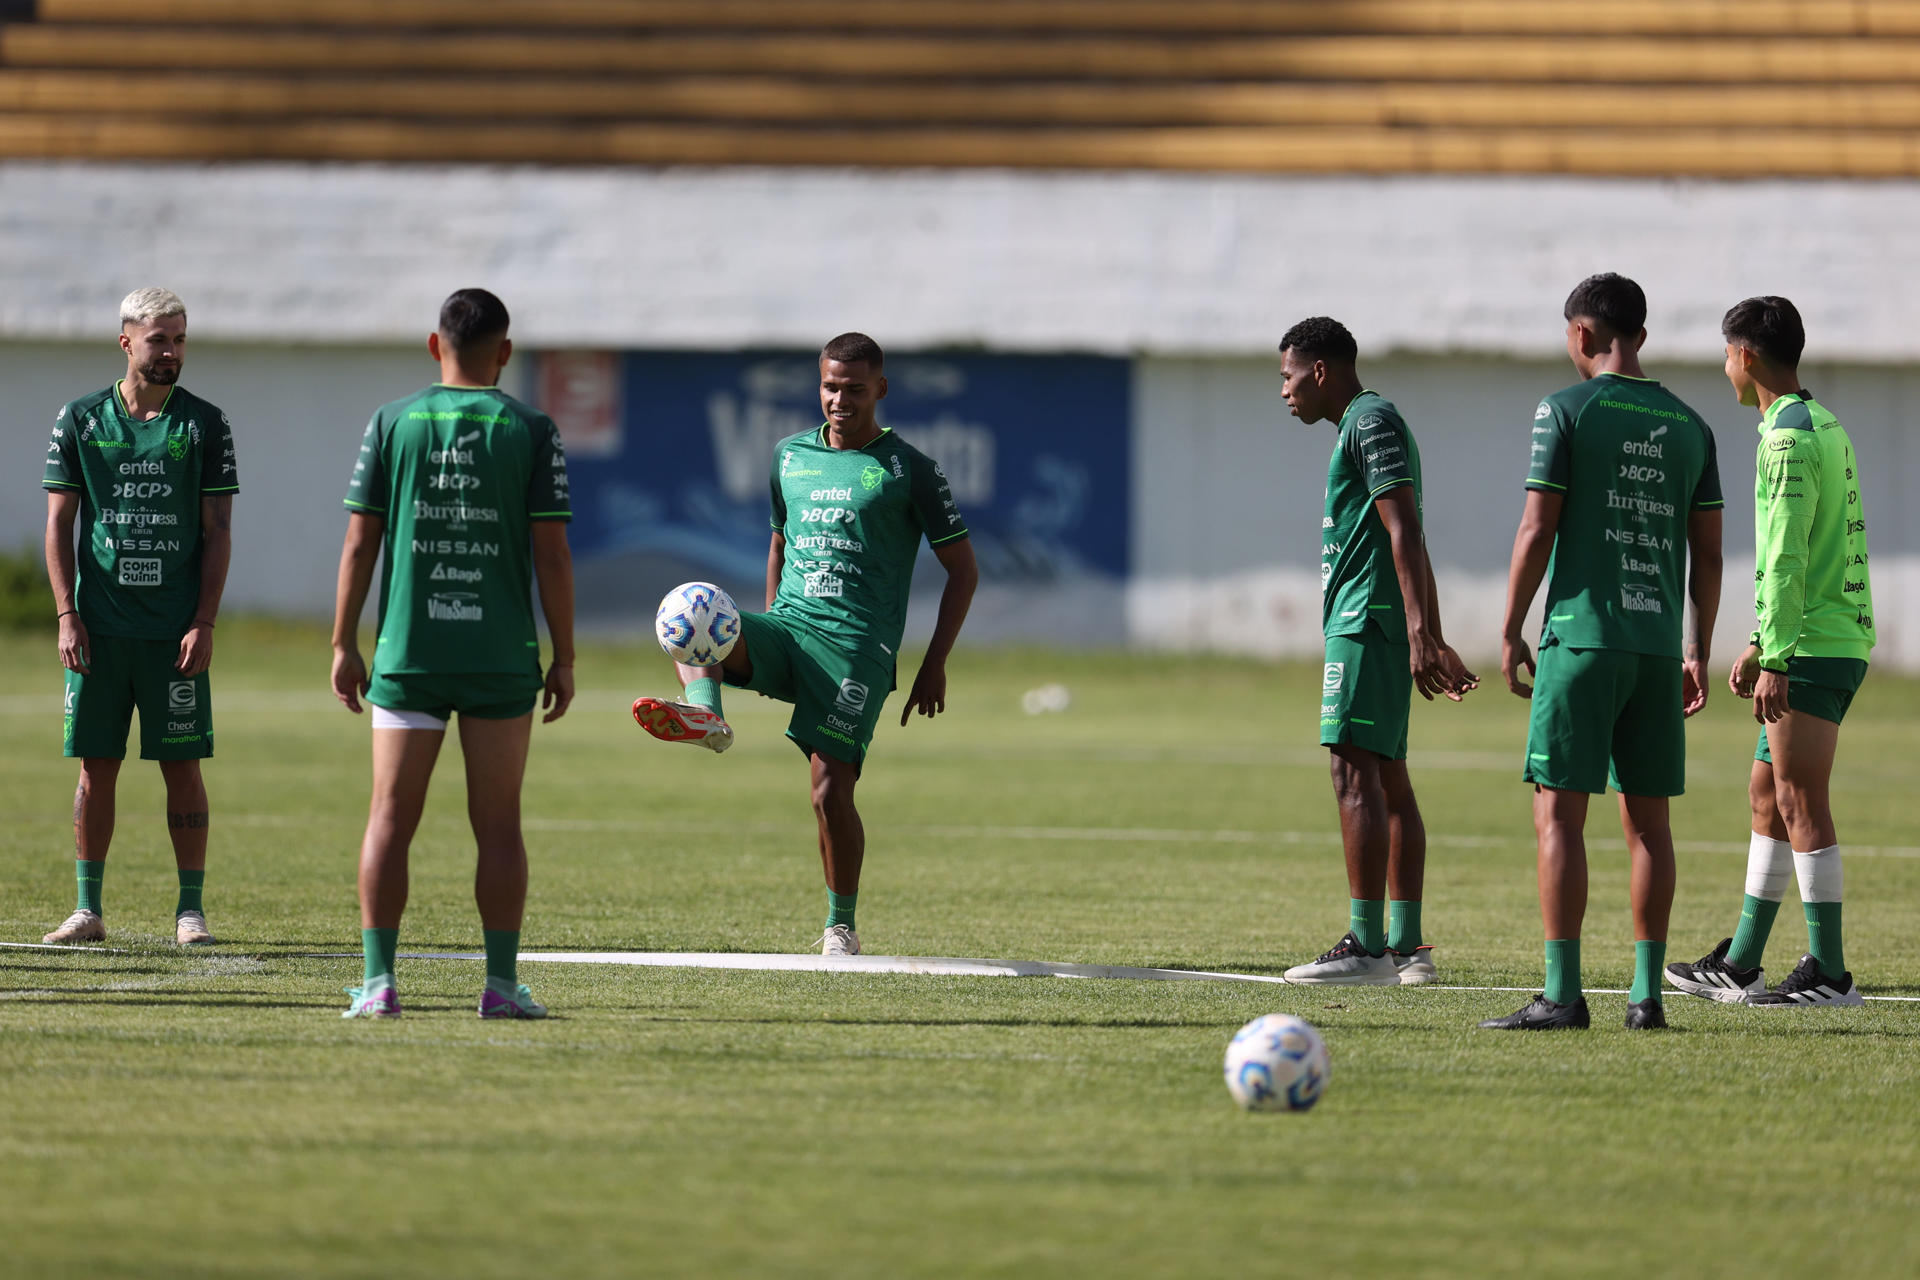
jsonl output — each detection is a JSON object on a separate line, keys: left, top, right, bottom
{"left": 1391, "top": 945, "right": 1437, "bottom": 985}
{"left": 819, "top": 924, "right": 861, "bottom": 956}
{"left": 632, "top": 697, "right": 733, "bottom": 753}
{"left": 175, "top": 910, "right": 215, "bottom": 946}
{"left": 1283, "top": 930, "right": 1400, "bottom": 985}
{"left": 43, "top": 909, "right": 105, "bottom": 944}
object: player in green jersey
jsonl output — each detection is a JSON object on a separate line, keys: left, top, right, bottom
{"left": 633, "top": 333, "right": 978, "bottom": 956}
{"left": 331, "top": 289, "right": 576, "bottom": 1019}
{"left": 1666, "top": 296, "right": 1873, "bottom": 1008}
{"left": 1272, "top": 317, "right": 1478, "bottom": 986}
{"left": 40, "top": 287, "right": 238, "bottom": 948}
{"left": 1486, "top": 273, "right": 1724, "bottom": 1032}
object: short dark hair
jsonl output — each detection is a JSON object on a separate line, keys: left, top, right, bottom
{"left": 438, "top": 288, "right": 510, "bottom": 353}
{"left": 1277, "top": 316, "right": 1358, "bottom": 365}
{"left": 1562, "top": 272, "right": 1646, "bottom": 338}
{"left": 1722, "top": 295, "right": 1805, "bottom": 368}
{"left": 821, "top": 331, "right": 883, "bottom": 370}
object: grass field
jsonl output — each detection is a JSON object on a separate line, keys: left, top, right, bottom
{"left": 2, "top": 622, "right": 1917, "bottom": 1279}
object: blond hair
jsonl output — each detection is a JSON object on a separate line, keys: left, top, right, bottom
{"left": 119, "top": 287, "right": 186, "bottom": 327}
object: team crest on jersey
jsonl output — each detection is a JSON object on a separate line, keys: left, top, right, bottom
{"left": 860, "top": 464, "right": 886, "bottom": 490}
{"left": 167, "top": 433, "right": 188, "bottom": 460}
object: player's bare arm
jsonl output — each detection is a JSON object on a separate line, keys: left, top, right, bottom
{"left": 330, "top": 511, "right": 384, "bottom": 713}
{"left": 765, "top": 529, "right": 786, "bottom": 610}
{"left": 44, "top": 489, "right": 88, "bottom": 674}
{"left": 900, "top": 537, "right": 978, "bottom": 726}
{"left": 1422, "top": 553, "right": 1479, "bottom": 699}
{"left": 1682, "top": 506, "right": 1722, "bottom": 718}
{"left": 1500, "top": 489, "right": 1564, "bottom": 697}
{"left": 1375, "top": 487, "right": 1474, "bottom": 701}
{"left": 532, "top": 520, "right": 576, "bottom": 723}
{"left": 178, "top": 493, "right": 233, "bottom": 677}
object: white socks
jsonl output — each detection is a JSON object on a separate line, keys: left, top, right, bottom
{"left": 1745, "top": 832, "right": 1794, "bottom": 901}
{"left": 1793, "top": 844, "right": 1844, "bottom": 903}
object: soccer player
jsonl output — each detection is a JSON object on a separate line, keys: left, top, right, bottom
{"left": 633, "top": 332, "right": 978, "bottom": 956}
{"left": 1274, "top": 317, "right": 1478, "bottom": 986}
{"left": 41, "top": 287, "right": 238, "bottom": 947}
{"left": 1666, "top": 296, "right": 1873, "bottom": 1008}
{"left": 330, "top": 288, "right": 575, "bottom": 1019}
{"left": 1484, "top": 273, "right": 1723, "bottom": 1031}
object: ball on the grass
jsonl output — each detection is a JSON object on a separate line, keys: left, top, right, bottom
{"left": 1223, "top": 1013, "right": 1329, "bottom": 1112}
{"left": 655, "top": 582, "right": 740, "bottom": 666}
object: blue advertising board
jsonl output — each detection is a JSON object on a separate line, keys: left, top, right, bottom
{"left": 542, "top": 350, "right": 1131, "bottom": 622}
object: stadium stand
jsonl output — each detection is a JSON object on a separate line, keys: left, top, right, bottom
{"left": 2, "top": 0, "right": 1920, "bottom": 173}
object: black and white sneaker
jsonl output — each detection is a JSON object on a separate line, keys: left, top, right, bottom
{"left": 1478, "top": 995, "right": 1590, "bottom": 1030}
{"left": 1665, "top": 937, "right": 1766, "bottom": 1004}
{"left": 1749, "top": 954, "right": 1865, "bottom": 1008}
{"left": 1283, "top": 930, "right": 1400, "bottom": 985}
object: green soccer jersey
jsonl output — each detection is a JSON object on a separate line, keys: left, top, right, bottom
{"left": 1525, "top": 372, "right": 1723, "bottom": 659}
{"left": 768, "top": 425, "right": 969, "bottom": 656}
{"left": 1322, "top": 390, "right": 1421, "bottom": 641}
{"left": 1750, "top": 391, "right": 1874, "bottom": 670}
{"left": 343, "top": 384, "right": 570, "bottom": 678}
{"left": 42, "top": 384, "right": 240, "bottom": 640}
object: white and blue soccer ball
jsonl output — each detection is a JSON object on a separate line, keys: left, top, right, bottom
{"left": 654, "top": 582, "right": 740, "bottom": 667}
{"left": 1223, "top": 1013, "right": 1330, "bottom": 1112}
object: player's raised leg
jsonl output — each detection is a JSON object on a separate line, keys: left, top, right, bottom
{"left": 633, "top": 650, "right": 742, "bottom": 754}
{"left": 811, "top": 751, "right": 864, "bottom": 955}
{"left": 160, "top": 759, "right": 214, "bottom": 945}
{"left": 460, "top": 711, "right": 548, "bottom": 1018}
{"left": 44, "top": 757, "right": 118, "bottom": 943}
{"left": 344, "top": 724, "right": 443, "bottom": 1018}
{"left": 1749, "top": 712, "right": 1861, "bottom": 1007}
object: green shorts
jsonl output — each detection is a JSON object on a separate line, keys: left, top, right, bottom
{"left": 63, "top": 633, "right": 212, "bottom": 761}
{"left": 366, "top": 670, "right": 542, "bottom": 721}
{"left": 1319, "top": 626, "right": 1412, "bottom": 760}
{"left": 724, "top": 611, "right": 894, "bottom": 768}
{"left": 1755, "top": 656, "right": 1868, "bottom": 764}
{"left": 1524, "top": 645, "right": 1684, "bottom": 796}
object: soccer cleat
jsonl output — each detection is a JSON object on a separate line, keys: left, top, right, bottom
{"left": 479, "top": 978, "right": 549, "bottom": 1020}
{"left": 819, "top": 924, "right": 861, "bottom": 956}
{"left": 1624, "top": 999, "right": 1668, "bottom": 1030}
{"left": 1478, "top": 995, "right": 1591, "bottom": 1030}
{"left": 42, "top": 909, "right": 105, "bottom": 944}
{"left": 631, "top": 696, "right": 733, "bottom": 754}
{"left": 1391, "top": 944, "right": 1437, "bottom": 986}
{"left": 341, "top": 977, "right": 401, "bottom": 1019}
{"left": 1664, "top": 937, "right": 1765, "bottom": 1004}
{"left": 1283, "top": 930, "right": 1400, "bottom": 985}
{"left": 1748, "top": 953, "right": 1865, "bottom": 1008}
{"left": 175, "top": 909, "right": 215, "bottom": 947}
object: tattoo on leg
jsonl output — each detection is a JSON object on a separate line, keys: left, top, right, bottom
{"left": 168, "top": 811, "right": 209, "bottom": 830}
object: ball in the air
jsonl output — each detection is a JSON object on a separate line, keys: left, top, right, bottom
{"left": 655, "top": 582, "right": 740, "bottom": 666}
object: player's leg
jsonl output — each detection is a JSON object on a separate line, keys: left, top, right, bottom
{"left": 1381, "top": 758, "right": 1435, "bottom": 984}
{"left": 345, "top": 715, "right": 445, "bottom": 1017}
{"left": 1666, "top": 751, "right": 1783, "bottom": 1002}
{"left": 1750, "top": 709, "right": 1862, "bottom": 1006}
{"left": 811, "top": 750, "right": 865, "bottom": 955}
{"left": 633, "top": 622, "right": 758, "bottom": 752}
{"left": 1618, "top": 792, "right": 1675, "bottom": 1029}
{"left": 457, "top": 709, "right": 548, "bottom": 1018}
{"left": 46, "top": 639, "right": 135, "bottom": 944}
{"left": 1599, "top": 654, "right": 1685, "bottom": 1029}
{"left": 157, "top": 759, "right": 214, "bottom": 945}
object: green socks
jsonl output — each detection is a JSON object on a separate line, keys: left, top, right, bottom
{"left": 1387, "top": 899, "right": 1421, "bottom": 953}
{"left": 362, "top": 927, "right": 398, "bottom": 985}
{"left": 1805, "top": 902, "right": 1845, "bottom": 977}
{"left": 1726, "top": 895, "right": 1782, "bottom": 971}
{"left": 175, "top": 869, "right": 205, "bottom": 917}
{"left": 1630, "top": 940, "right": 1665, "bottom": 1005}
{"left": 1348, "top": 899, "right": 1385, "bottom": 955}
{"left": 685, "top": 676, "right": 723, "bottom": 715}
{"left": 826, "top": 889, "right": 858, "bottom": 931}
{"left": 484, "top": 929, "right": 520, "bottom": 986}
{"left": 1544, "top": 938, "right": 1581, "bottom": 1005}
{"left": 74, "top": 859, "right": 104, "bottom": 915}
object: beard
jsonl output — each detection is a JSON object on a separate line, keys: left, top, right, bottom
{"left": 141, "top": 361, "right": 181, "bottom": 385}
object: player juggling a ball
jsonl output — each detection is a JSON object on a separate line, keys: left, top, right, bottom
{"left": 634, "top": 332, "right": 978, "bottom": 956}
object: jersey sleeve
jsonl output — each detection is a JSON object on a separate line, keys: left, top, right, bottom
{"left": 201, "top": 410, "right": 240, "bottom": 495}
{"left": 1753, "top": 427, "right": 1820, "bottom": 671}
{"left": 1691, "top": 423, "right": 1723, "bottom": 509}
{"left": 43, "top": 401, "right": 81, "bottom": 491}
{"left": 525, "top": 416, "right": 572, "bottom": 521}
{"left": 768, "top": 449, "right": 787, "bottom": 532}
{"left": 343, "top": 412, "right": 389, "bottom": 515}
{"left": 1348, "top": 408, "right": 1415, "bottom": 498}
{"left": 1525, "top": 397, "right": 1573, "bottom": 492}
{"left": 910, "top": 452, "right": 969, "bottom": 546}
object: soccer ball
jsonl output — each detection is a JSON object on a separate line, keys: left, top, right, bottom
{"left": 654, "top": 582, "right": 740, "bottom": 666}
{"left": 1222, "top": 1013, "right": 1330, "bottom": 1112}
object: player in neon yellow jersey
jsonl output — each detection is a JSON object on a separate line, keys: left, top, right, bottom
{"left": 1667, "top": 296, "right": 1873, "bottom": 1008}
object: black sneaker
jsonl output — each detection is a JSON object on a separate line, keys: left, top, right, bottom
{"left": 1624, "top": 998, "right": 1668, "bottom": 1029}
{"left": 1665, "top": 937, "right": 1765, "bottom": 1004}
{"left": 1749, "top": 953, "right": 1864, "bottom": 1008}
{"left": 1478, "top": 995, "right": 1590, "bottom": 1030}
